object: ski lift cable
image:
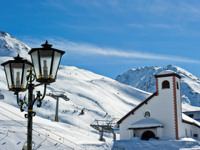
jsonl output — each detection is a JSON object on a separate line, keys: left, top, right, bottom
{"left": 0, "top": 105, "right": 82, "bottom": 149}
{"left": 0, "top": 105, "right": 85, "bottom": 150}
{"left": 0, "top": 105, "right": 83, "bottom": 148}
{"left": 0, "top": 111, "right": 74, "bottom": 150}
{"left": 31, "top": 129, "right": 74, "bottom": 150}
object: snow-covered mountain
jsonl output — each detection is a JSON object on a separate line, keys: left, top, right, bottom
{"left": 1, "top": 31, "right": 200, "bottom": 149}
{"left": 0, "top": 31, "right": 30, "bottom": 58}
{"left": 0, "top": 64, "right": 150, "bottom": 149}
{"left": 0, "top": 31, "right": 151, "bottom": 149}
{"left": 116, "top": 65, "right": 200, "bottom": 108}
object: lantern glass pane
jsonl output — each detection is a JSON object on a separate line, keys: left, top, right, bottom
{"left": 4, "top": 64, "right": 12, "bottom": 89}
{"left": 31, "top": 51, "right": 40, "bottom": 79}
{"left": 11, "top": 63, "right": 23, "bottom": 88}
{"left": 39, "top": 50, "right": 53, "bottom": 79}
{"left": 22, "top": 63, "right": 32, "bottom": 89}
{"left": 51, "top": 51, "right": 61, "bottom": 79}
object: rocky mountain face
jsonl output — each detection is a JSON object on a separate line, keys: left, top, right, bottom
{"left": 116, "top": 65, "right": 200, "bottom": 107}
{"left": 0, "top": 31, "right": 30, "bottom": 58}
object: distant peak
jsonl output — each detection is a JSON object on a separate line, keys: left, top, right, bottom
{"left": 0, "top": 31, "right": 8, "bottom": 37}
{"left": 0, "top": 31, "right": 14, "bottom": 39}
{"left": 0, "top": 31, "right": 30, "bottom": 58}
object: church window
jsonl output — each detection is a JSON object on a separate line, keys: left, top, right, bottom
{"left": 185, "top": 129, "right": 188, "bottom": 137}
{"left": 194, "top": 134, "right": 198, "bottom": 138}
{"left": 177, "top": 82, "right": 179, "bottom": 89}
{"left": 144, "top": 111, "right": 150, "bottom": 118}
{"left": 162, "top": 80, "right": 170, "bottom": 89}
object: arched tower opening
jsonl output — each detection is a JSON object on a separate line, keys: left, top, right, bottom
{"left": 162, "top": 80, "right": 170, "bottom": 89}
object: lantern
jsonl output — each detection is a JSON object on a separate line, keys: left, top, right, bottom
{"left": 28, "top": 41, "right": 65, "bottom": 84}
{"left": 1, "top": 54, "right": 32, "bottom": 92}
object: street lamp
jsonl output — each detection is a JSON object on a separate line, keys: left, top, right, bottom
{"left": 1, "top": 54, "right": 32, "bottom": 92}
{"left": 29, "top": 41, "right": 64, "bottom": 84}
{"left": 1, "top": 41, "right": 65, "bottom": 150}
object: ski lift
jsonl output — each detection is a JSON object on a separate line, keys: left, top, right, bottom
{"left": 0, "top": 90, "right": 4, "bottom": 99}
{"left": 22, "top": 141, "right": 37, "bottom": 150}
{"left": 113, "top": 123, "right": 120, "bottom": 134}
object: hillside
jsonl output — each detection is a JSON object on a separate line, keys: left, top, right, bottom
{"left": 1, "top": 31, "right": 200, "bottom": 149}
{"left": 0, "top": 31, "right": 151, "bottom": 149}
{"left": 0, "top": 61, "right": 150, "bottom": 150}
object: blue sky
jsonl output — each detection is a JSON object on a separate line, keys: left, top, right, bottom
{"left": 1, "top": 0, "right": 200, "bottom": 78}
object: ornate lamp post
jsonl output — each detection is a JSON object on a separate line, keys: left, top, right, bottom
{"left": 1, "top": 41, "right": 65, "bottom": 150}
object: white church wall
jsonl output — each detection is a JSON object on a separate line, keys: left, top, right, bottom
{"left": 119, "top": 74, "right": 196, "bottom": 140}
{"left": 181, "top": 123, "right": 192, "bottom": 137}
{"left": 153, "top": 76, "right": 177, "bottom": 139}
{"left": 181, "top": 122, "right": 200, "bottom": 139}
{"left": 157, "top": 127, "right": 163, "bottom": 137}
{"left": 120, "top": 76, "right": 181, "bottom": 140}
{"left": 120, "top": 120, "right": 134, "bottom": 140}
{"left": 175, "top": 77, "right": 184, "bottom": 138}
{"left": 120, "top": 93, "right": 176, "bottom": 139}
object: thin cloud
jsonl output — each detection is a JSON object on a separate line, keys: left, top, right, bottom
{"left": 149, "top": 24, "right": 177, "bottom": 29}
{"left": 23, "top": 38, "right": 200, "bottom": 64}
{"left": 128, "top": 24, "right": 144, "bottom": 28}
{"left": 128, "top": 23, "right": 180, "bottom": 29}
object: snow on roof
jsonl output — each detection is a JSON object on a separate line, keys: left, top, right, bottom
{"left": 129, "top": 118, "right": 163, "bottom": 129}
{"left": 155, "top": 70, "right": 181, "bottom": 78}
{"left": 182, "top": 113, "right": 200, "bottom": 127}
{"left": 157, "top": 70, "right": 176, "bottom": 75}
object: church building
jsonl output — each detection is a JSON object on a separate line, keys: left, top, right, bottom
{"left": 117, "top": 70, "right": 200, "bottom": 140}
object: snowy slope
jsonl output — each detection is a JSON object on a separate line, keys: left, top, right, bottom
{"left": 0, "top": 63, "right": 150, "bottom": 150}
{"left": 0, "top": 31, "right": 152, "bottom": 149}
{"left": 1, "top": 31, "right": 200, "bottom": 150}
{"left": 2, "top": 100, "right": 200, "bottom": 150}
{"left": 116, "top": 65, "right": 200, "bottom": 108}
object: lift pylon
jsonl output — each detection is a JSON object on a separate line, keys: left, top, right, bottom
{"left": 90, "top": 118, "right": 118, "bottom": 141}
{"left": 46, "top": 91, "right": 69, "bottom": 122}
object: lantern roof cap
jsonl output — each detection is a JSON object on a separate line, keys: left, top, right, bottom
{"left": 28, "top": 41, "right": 65, "bottom": 55}
{"left": 14, "top": 54, "right": 23, "bottom": 61}
{"left": 41, "top": 40, "right": 52, "bottom": 48}
{"left": 1, "top": 54, "right": 32, "bottom": 66}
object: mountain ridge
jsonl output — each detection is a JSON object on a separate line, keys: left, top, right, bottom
{"left": 116, "top": 65, "right": 200, "bottom": 107}
{"left": 0, "top": 31, "right": 30, "bottom": 58}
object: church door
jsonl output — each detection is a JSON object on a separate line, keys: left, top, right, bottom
{"left": 141, "top": 131, "right": 156, "bottom": 140}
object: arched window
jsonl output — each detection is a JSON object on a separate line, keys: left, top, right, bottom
{"left": 144, "top": 111, "right": 150, "bottom": 118}
{"left": 162, "top": 80, "right": 170, "bottom": 89}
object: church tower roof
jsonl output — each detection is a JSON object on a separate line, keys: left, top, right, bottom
{"left": 154, "top": 70, "right": 181, "bottom": 79}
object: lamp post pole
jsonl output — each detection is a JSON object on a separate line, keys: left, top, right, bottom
{"left": 27, "top": 69, "right": 34, "bottom": 150}
{"left": 55, "top": 97, "right": 59, "bottom": 121}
